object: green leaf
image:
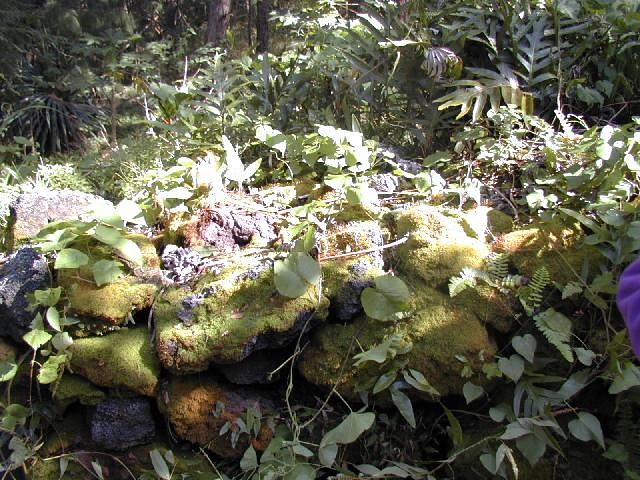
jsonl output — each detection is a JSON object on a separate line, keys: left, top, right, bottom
{"left": 9, "top": 437, "right": 28, "bottom": 467}
{"left": 390, "top": 387, "right": 416, "bottom": 428}
{"left": 512, "top": 335, "right": 536, "bottom": 363}
{"left": 23, "top": 329, "right": 52, "bottom": 350}
{"left": 375, "top": 275, "right": 410, "bottom": 303}
{"left": 46, "top": 307, "right": 61, "bottom": 332}
{"left": 372, "top": 371, "right": 397, "bottom": 394}
{"left": 113, "top": 238, "right": 143, "bottom": 266}
{"left": 283, "top": 464, "right": 316, "bottom": 480}
{"left": 92, "top": 259, "right": 124, "bottom": 287}
{"left": 353, "top": 335, "right": 406, "bottom": 366}
{"left": 443, "top": 406, "right": 464, "bottom": 448}
{"left": 562, "top": 281, "right": 583, "bottom": 299}
{"left": 361, "top": 275, "right": 410, "bottom": 321}
{"left": 295, "top": 252, "right": 321, "bottom": 284}
{"left": 240, "top": 445, "right": 258, "bottom": 471}
{"left": 498, "top": 354, "right": 525, "bottom": 383}
{"left": 274, "top": 259, "right": 308, "bottom": 298}
{"left": 52, "top": 332, "right": 73, "bottom": 352}
{"left": 501, "top": 421, "right": 531, "bottom": 440}
{"left": 150, "top": 449, "right": 171, "bottom": 480}
{"left": 318, "top": 443, "right": 338, "bottom": 467}
{"left": 515, "top": 434, "right": 546, "bottom": 466}
{"left": 568, "top": 412, "right": 605, "bottom": 449}
{"left": 54, "top": 248, "right": 89, "bottom": 269}
{"left": 292, "top": 443, "right": 314, "bottom": 458}
{"left": 0, "top": 359, "right": 18, "bottom": 382}
{"left": 37, "top": 354, "right": 66, "bottom": 384}
{"left": 320, "top": 412, "right": 375, "bottom": 448}
{"left": 609, "top": 362, "right": 640, "bottom": 394}
{"left": 116, "top": 199, "right": 146, "bottom": 226}
{"left": 92, "top": 460, "right": 104, "bottom": 480}
{"left": 463, "top": 381, "right": 484, "bottom": 404}
{"left": 34, "top": 288, "right": 62, "bottom": 307}
{"left": 534, "top": 308, "right": 574, "bottom": 362}
{"left": 93, "top": 224, "right": 124, "bottom": 246}
{"left": 574, "top": 348, "right": 596, "bottom": 366}
{"left": 403, "top": 369, "right": 439, "bottom": 396}
{"left": 161, "top": 187, "right": 193, "bottom": 200}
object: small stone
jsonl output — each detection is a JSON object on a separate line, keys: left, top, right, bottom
{"left": 7, "top": 189, "right": 113, "bottom": 248}
{"left": 0, "top": 247, "right": 49, "bottom": 342}
{"left": 91, "top": 397, "right": 156, "bottom": 451}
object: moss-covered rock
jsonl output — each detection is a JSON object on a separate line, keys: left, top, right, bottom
{"left": 388, "top": 205, "right": 490, "bottom": 288}
{"left": 51, "top": 374, "right": 105, "bottom": 409}
{"left": 57, "top": 234, "right": 161, "bottom": 329}
{"left": 493, "top": 219, "right": 602, "bottom": 284}
{"left": 298, "top": 281, "right": 495, "bottom": 400}
{"left": 155, "top": 260, "right": 329, "bottom": 373}
{"left": 158, "top": 375, "right": 273, "bottom": 459}
{"left": 69, "top": 327, "right": 160, "bottom": 396}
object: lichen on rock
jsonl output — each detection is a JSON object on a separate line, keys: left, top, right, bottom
{"left": 69, "top": 327, "right": 160, "bottom": 396}
{"left": 155, "top": 259, "right": 329, "bottom": 373}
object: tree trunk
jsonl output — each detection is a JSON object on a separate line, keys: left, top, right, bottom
{"left": 256, "top": 0, "right": 269, "bottom": 53}
{"left": 207, "top": 0, "right": 232, "bottom": 46}
{"left": 246, "top": 0, "right": 253, "bottom": 47}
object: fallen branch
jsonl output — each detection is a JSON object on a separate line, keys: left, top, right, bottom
{"left": 319, "top": 235, "right": 409, "bottom": 262}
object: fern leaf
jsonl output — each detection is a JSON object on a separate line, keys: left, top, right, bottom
{"left": 528, "top": 266, "right": 550, "bottom": 308}
{"left": 422, "top": 47, "right": 460, "bottom": 79}
{"left": 534, "top": 308, "right": 574, "bottom": 362}
{"left": 448, "top": 267, "right": 484, "bottom": 297}
{"left": 485, "top": 252, "right": 509, "bottom": 282}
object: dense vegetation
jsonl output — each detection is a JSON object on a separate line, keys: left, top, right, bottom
{"left": 0, "top": 0, "right": 639, "bottom": 478}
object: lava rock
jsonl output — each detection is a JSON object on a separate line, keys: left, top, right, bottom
{"left": 0, "top": 247, "right": 49, "bottom": 342}
{"left": 91, "top": 397, "right": 156, "bottom": 451}
{"left": 6, "top": 189, "right": 113, "bottom": 249}
{"left": 217, "top": 348, "right": 290, "bottom": 384}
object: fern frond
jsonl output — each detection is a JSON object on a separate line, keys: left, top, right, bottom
{"left": 534, "top": 308, "right": 573, "bottom": 362}
{"left": 422, "top": 47, "right": 460, "bottom": 79}
{"left": 527, "top": 266, "right": 550, "bottom": 308}
{"left": 448, "top": 267, "right": 485, "bottom": 297}
{"left": 485, "top": 252, "right": 509, "bottom": 282}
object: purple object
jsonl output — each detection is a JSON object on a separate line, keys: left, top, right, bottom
{"left": 617, "top": 259, "right": 640, "bottom": 358}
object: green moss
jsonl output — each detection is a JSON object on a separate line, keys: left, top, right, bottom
{"left": 397, "top": 240, "right": 489, "bottom": 288}
{"left": 298, "top": 281, "right": 495, "bottom": 399}
{"left": 29, "top": 457, "right": 87, "bottom": 480}
{"left": 69, "top": 327, "right": 160, "bottom": 396}
{"left": 390, "top": 205, "right": 469, "bottom": 245}
{"left": 155, "top": 264, "right": 329, "bottom": 373}
{"left": 51, "top": 374, "right": 105, "bottom": 408}
{"left": 459, "top": 206, "right": 514, "bottom": 240}
{"left": 494, "top": 219, "right": 603, "bottom": 284}
{"left": 62, "top": 278, "right": 157, "bottom": 326}
{"left": 451, "top": 284, "right": 515, "bottom": 332}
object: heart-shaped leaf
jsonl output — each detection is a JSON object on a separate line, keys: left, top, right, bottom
{"left": 512, "top": 334, "right": 536, "bottom": 363}
{"left": 498, "top": 354, "right": 525, "bottom": 383}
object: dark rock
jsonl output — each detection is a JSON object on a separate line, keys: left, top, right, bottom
{"left": 91, "top": 397, "right": 156, "bottom": 451}
{"left": 0, "top": 247, "right": 49, "bottom": 342}
{"left": 161, "top": 245, "right": 203, "bottom": 284}
{"left": 329, "top": 260, "right": 376, "bottom": 321}
{"left": 217, "top": 347, "right": 290, "bottom": 384}
{"left": 189, "top": 208, "right": 277, "bottom": 251}
{"left": 6, "top": 189, "right": 113, "bottom": 248}
{"left": 369, "top": 173, "right": 399, "bottom": 193}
